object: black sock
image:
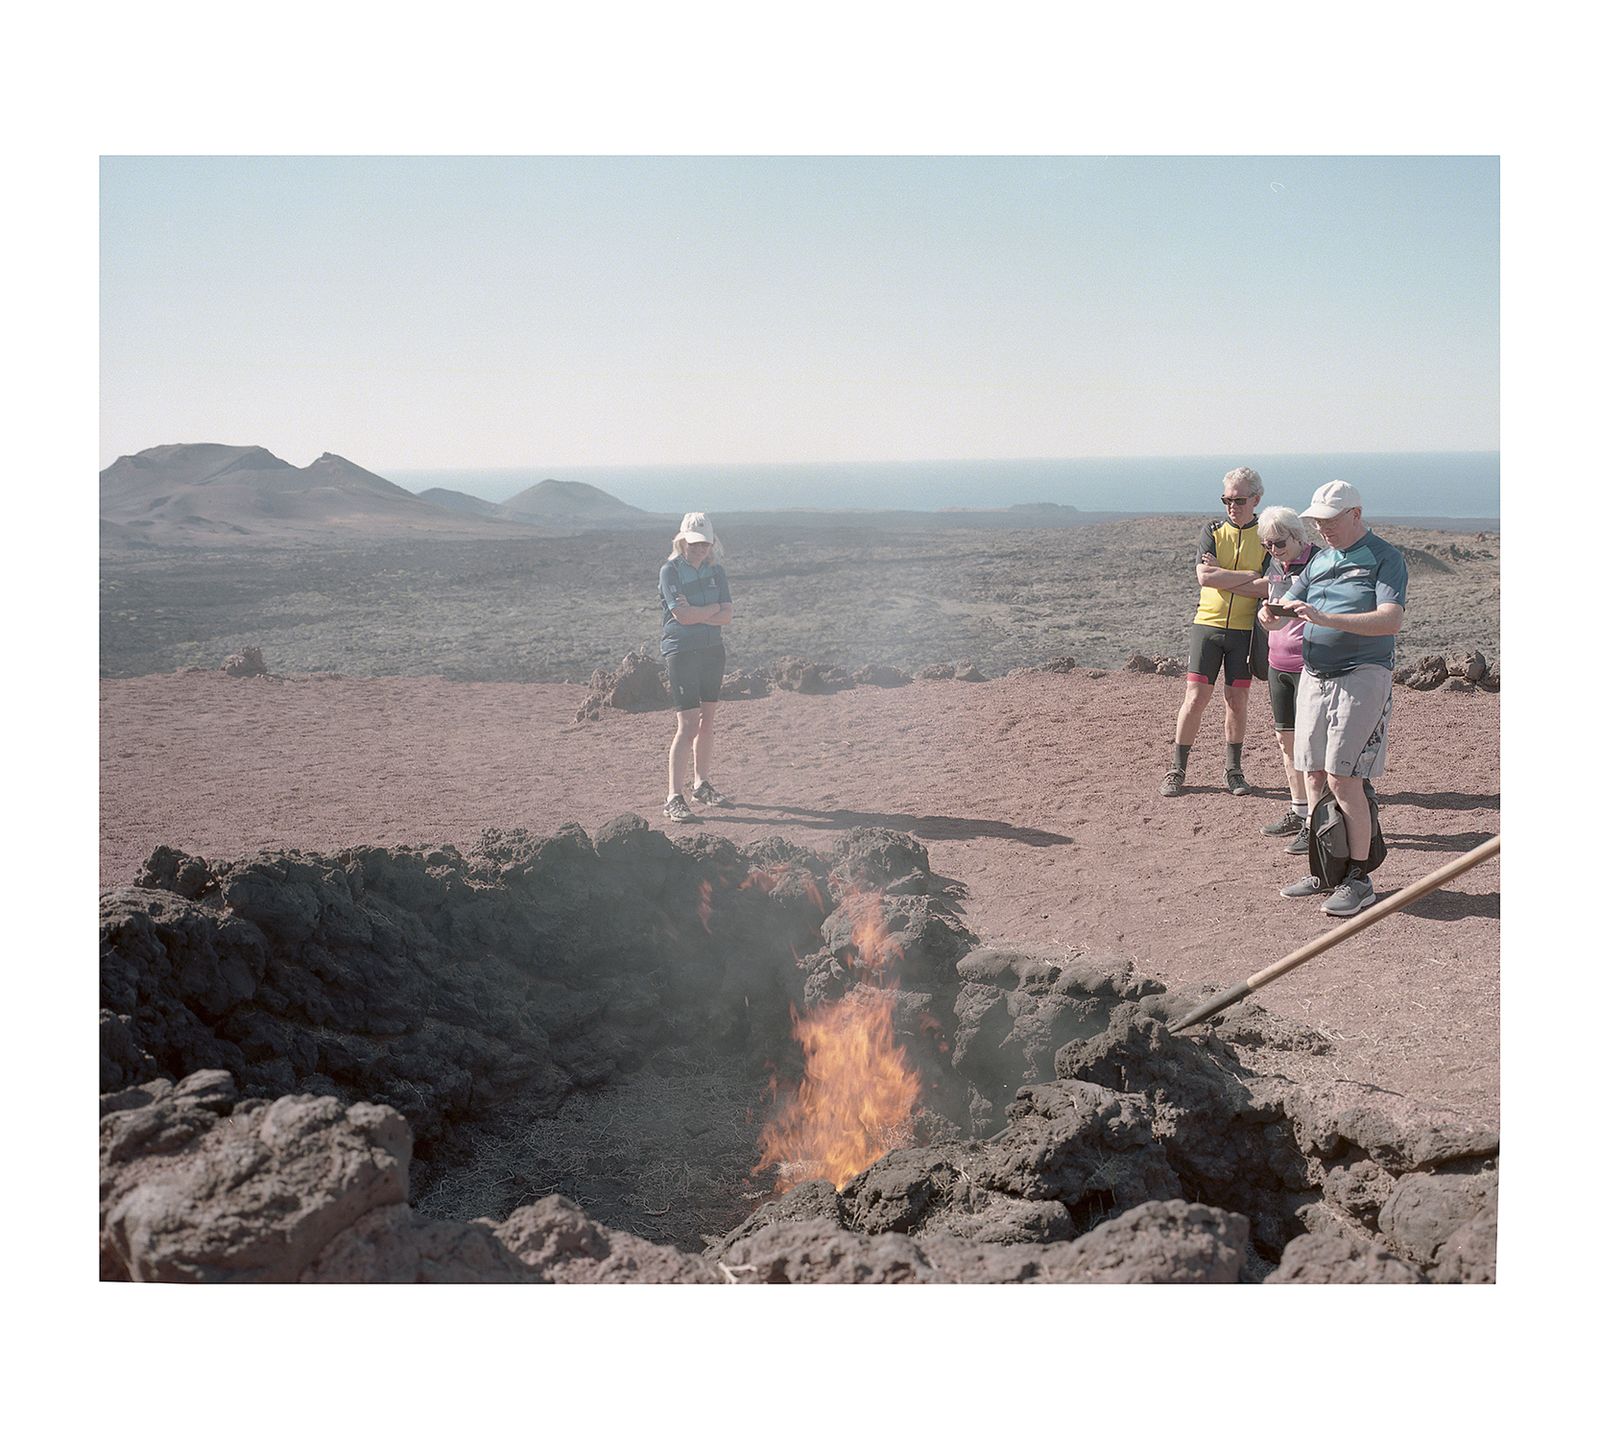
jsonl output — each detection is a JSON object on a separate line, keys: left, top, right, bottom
{"left": 1173, "top": 743, "right": 1191, "bottom": 772}
{"left": 1226, "top": 743, "right": 1242, "bottom": 770}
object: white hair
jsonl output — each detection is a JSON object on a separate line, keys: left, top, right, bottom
{"left": 1223, "top": 466, "right": 1264, "bottom": 499}
{"left": 1256, "top": 505, "right": 1309, "bottom": 548}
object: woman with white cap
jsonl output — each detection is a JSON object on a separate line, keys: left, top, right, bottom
{"left": 659, "top": 512, "right": 734, "bottom": 823}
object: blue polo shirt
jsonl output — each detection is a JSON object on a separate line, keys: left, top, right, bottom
{"left": 1285, "top": 529, "right": 1409, "bottom": 676}
{"left": 659, "top": 557, "right": 731, "bottom": 655}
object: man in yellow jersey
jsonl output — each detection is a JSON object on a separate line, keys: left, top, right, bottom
{"left": 1160, "top": 466, "right": 1269, "bottom": 798}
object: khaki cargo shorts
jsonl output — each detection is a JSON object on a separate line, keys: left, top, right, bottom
{"left": 1293, "top": 664, "right": 1393, "bottom": 778}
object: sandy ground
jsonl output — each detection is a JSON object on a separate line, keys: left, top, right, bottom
{"left": 101, "top": 667, "right": 1501, "bottom": 1128}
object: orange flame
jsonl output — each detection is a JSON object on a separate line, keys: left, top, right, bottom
{"left": 755, "top": 886, "right": 920, "bottom": 1192}
{"left": 740, "top": 863, "right": 827, "bottom": 913}
{"left": 697, "top": 880, "right": 714, "bottom": 932}
{"left": 755, "top": 990, "right": 920, "bottom": 1191}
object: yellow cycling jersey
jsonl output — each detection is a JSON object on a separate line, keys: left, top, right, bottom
{"left": 1192, "top": 517, "right": 1268, "bottom": 630}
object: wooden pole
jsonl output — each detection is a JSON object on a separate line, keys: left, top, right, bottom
{"left": 1169, "top": 835, "right": 1501, "bottom": 1034}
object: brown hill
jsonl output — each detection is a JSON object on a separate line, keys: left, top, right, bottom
{"left": 100, "top": 443, "right": 503, "bottom": 545}
{"left": 500, "top": 478, "right": 650, "bottom": 523}
{"left": 417, "top": 486, "right": 505, "bottom": 520}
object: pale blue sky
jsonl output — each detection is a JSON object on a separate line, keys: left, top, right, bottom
{"left": 100, "top": 156, "right": 1498, "bottom": 470}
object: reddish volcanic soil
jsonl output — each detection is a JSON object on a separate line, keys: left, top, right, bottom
{"left": 100, "top": 667, "right": 1501, "bottom": 1127}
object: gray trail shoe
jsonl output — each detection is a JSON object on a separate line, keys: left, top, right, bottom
{"left": 1160, "top": 769, "right": 1186, "bottom": 798}
{"left": 663, "top": 794, "right": 700, "bottom": 823}
{"left": 1322, "top": 872, "right": 1377, "bottom": 917}
{"left": 1280, "top": 873, "right": 1329, "bottom": 899}
{"left": 1261, "top": 809, "right": 1302, "bottom": 836}
{"left": 690, "top": 779, "right": 730, "bottom": 807}
{"left": 1225, "top": 768, "right": 1250, "bottom": 796}
{"left": 1284, "top": 823, "right": 1311, "bottom": 856}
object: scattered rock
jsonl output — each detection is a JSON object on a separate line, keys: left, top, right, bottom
{"left": 220, "top": 646, "right": 268, "bottom": 677}
{"left": 851, "top": 663, "right": 911, "bottom": 687}
{"left": 1126, "top": 653, "right": 1156, "bottom": 673}
{"left": 1378, "top": 1170, "right": 1498, "bottom": 1269}
{"left": 1265, "top": 1231, "right": 1423, "bottom": 1284}
{"left": 721, "top": 666, "right": 770, "bottom": 698}
{"left": 575, "top": 651, "right": 669, "bottom": 719}
{"left": 99, "top": 824, "right": 1499, "bottom": 1284}
{"left": 953, "top": 660, "right": 986, "bottom": 682}
{"left": 916, "top": 663, "right": 956, "bottom": 680}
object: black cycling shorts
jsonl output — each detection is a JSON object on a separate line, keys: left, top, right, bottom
{"left": 666, "top": 646, "right": 725, "bottom": 711}
{"left": 1187, "top": 624, "right": 1253, "bottom": 687}
{"left": 1267, "top": 665, "right": 1301, "bottom": 730}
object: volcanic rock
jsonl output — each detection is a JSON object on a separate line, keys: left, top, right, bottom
{"left": 915, "top": 663, "right": 956, "bottom": 680}
{"left": 576, "top": 651, "right": 669, "bottom": 719}
{"left": 1378, "top": 1170, "right": 1498, "bottom": 1267}
{"left": 720, "top": 666, "right": 770, "bottom": 698}
{"left": 101, "top": 1073, "right": 410, "bottom": 1281}
{"left": 98, "top": 822, "right": 1499, "bottom": 1284}
{"left": 1126, "top": 653, "right": 1156, "bottom": 673}
{"left": 1264, "top": 1231, "right": 1423, "bottom": 1284}
{"left": 851, "top": 662, "right": 911, "bottom": 687}
{"left": 221, "top": 646, "right": 268, "bottom": 677}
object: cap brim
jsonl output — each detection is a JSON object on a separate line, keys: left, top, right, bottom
{"left": 1300, "top": 504, "right": 1345, "bottom": 519}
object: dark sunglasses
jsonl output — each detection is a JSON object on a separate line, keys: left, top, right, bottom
{"left": 1262, "top": 536, "right": 1291, "bottom": 549}
{"left": 1221, "top": 494, "right": 1254, "bottom": 506}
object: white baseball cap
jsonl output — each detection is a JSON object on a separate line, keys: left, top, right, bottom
{"left": 675, "top": 511, "right": 715, "bottom": 544}
{"left": 1301, "top": 481, "right": 1363, "bottom": 520}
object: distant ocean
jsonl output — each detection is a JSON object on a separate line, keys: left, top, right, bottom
{"left": 389, "top": 452, "right": 1499, "bottom": 522}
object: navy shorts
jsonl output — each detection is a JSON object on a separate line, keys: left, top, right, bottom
{"left": 666, "top": 646, "right": 725, "bottom": 711}
{"left": 1187, "top": 624, "right": 1253, "bottom": 688}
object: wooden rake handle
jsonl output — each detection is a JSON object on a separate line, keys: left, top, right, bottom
{"left": 1169, "top": 834, "right": 1501, "bottom": 1034}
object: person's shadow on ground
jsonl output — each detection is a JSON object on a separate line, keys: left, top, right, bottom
{"left": 711, "top": 802, "right": 1073, "bottom": 848}
{"left": 1385, "top": 829, "right": 1499, "bottom": 853}
{"left": 1395, "top": 888, "right": 1501, "bottom": 922}
{"left": 1379, "top": 790, "right": 1501, "bottom": 812}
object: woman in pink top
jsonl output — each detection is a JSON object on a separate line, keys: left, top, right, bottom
{"left": 1254, "top": 506, "right": 1319, "bottom": 852}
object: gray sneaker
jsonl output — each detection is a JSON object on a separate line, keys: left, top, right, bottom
{"left": 690, "top": 779, "right": 730, "bottom": 807}
{"left": 1160, "top": 769, "right": 1186, "bottom": 798}
{"left": 663, "top": 794, "right": 700, "bottom": 823}
{"left": 1261, "top": 809, "right": 1302, "bottom": 837}
{"left": 1322, "top": 872, "right": 1377, "bottom": 917}
{"left": 1284, "top": 823, "right": 1311, "bottom": 856}
{"left": 1225, "top": 768, "right": 1250, "bottom": 796}
{"left": 1280, "top": 873, "right": 1328, "bottom": 899}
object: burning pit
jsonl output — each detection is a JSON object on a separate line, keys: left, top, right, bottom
{"left": 100, "top": 820, "right": 1498, "bottom": 1282}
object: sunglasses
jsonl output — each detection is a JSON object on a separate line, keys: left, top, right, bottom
{"left": 1262, "top": 536, "right": 1291, "bottom": 550}
{"left": 1221, "top": 495, "right": 1254, "bottom": 506}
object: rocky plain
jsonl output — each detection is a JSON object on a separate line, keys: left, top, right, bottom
{"left": 99, "top": 470, "right": 1501, "bottom": 1284}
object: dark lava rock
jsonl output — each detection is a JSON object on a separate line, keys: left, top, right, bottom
{"left": 1265, "top": 1231, "right": 1423, "bottom": 1284}
{"left": 830, "top": 827, "right": 932, "bottom": 895}
{"left": 220, "top": 646, "right": 269, "bottom": 677}
{"left": 1126, "top": 653, "right": 1157, "bottom": 673}
{"left": 1378, "top": 1170, "right": 1498, "bottom": 1268}
{"left": 576, "top": 651, "right": 670, "bottom": 720}
{"left": 851, "top": 662, "right": 911, "bottom": 687}
{"left": 99, "top": 822, "right": 1499, "bottom": 1284}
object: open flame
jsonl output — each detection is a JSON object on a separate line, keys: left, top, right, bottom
{"left": 755, "top": 886, "right": 920, "bottom": 1192}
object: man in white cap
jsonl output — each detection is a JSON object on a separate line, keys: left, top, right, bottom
{"left": 1266, "top": 481, "right": 1408, "bottom": 917}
